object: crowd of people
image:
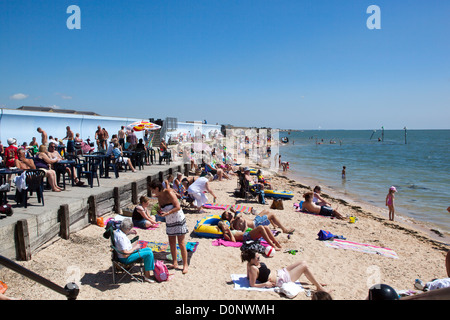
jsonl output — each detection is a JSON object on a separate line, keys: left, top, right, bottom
{"left": 0, "top": 125, "right": 156, "bottom": 194}
{"left": 2, "top": 129, "right": 448, "bottom": 301}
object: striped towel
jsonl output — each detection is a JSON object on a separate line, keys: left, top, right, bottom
{"left": 204, "top": 203, "right": 253, "bottom": 213}
{"left": 324, "top": 239, "right": 398, "bottom": 259}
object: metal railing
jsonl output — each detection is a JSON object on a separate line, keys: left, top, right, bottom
{"left": 0, "top": 255, "right": 79, "bottom": 300}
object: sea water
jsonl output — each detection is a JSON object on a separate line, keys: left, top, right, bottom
{"left": 278, "top": 130, "right": 450, "bottom": 235}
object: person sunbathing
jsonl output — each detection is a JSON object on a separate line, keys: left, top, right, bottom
{"left": 302, "top": 192, "right": 346, "bottom": 219}
{"left": 221, "top": 208, "right": 294, "bottom": 234}
{"left": 241, "top": 250, "right": 328, "bottom": 292}
{"left": 217, "top": 221, "right": 282, "bottom": 251}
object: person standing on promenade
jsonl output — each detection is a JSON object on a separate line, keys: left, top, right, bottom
{"left": 386, "top": 186, "right": 397, "bottom": 221}
{"left": 37, "top": 127, "right": 48, "bottom": 146}
{"left": 63, "top": 126, "right": 75, "bottom": 155}
{"left": 95, "top": 126, "right": 106, "bottom": 151}
{"left": 118, "top": 126, "right": 126, "bottom": 149}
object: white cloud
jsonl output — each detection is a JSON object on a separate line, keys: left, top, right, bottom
{"left": 55, "top": 92, "right": 72, "bottom": 100}
{"left": 9, "top": 93, "right": 29, "bottom": 100}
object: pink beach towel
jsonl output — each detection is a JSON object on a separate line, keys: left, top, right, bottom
{"left": 324, "top": 239, "right": 399, "bottom": 259}
{"left": 204, "top": 203, "right": 253, "bottom": 213}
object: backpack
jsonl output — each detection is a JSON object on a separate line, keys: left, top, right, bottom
{"left": 154, "top": 260, "right": 169, "bottom": 282}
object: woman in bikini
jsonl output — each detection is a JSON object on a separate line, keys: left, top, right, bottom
{"left": 150, "top": 180, "right": 189, "bottom": 274}
{"left": 241, "top": 250, "right": 328, "bottom": 292}
{"left": 217, "top": 221, "right": 282, "bottom": 251}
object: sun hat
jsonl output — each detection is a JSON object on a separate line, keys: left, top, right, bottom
{"left": 244, "top": 167, "right": 250, "bottom": 171}
{"left": 7, "top": 138, "right": 16, "bottom": 145}
{"left": 390, "top": 186, "right": 397, "bottom": 192}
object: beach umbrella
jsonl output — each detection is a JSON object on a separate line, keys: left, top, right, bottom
{"left": 126, "top": 120, "right": 161, "bottom": 132}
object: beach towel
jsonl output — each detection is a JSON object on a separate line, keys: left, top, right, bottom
{"left": 230, "top": 274, "right": 304, "bottom": 293}
{"left": 138, "top": 240, "right": 199, "bottom": 263}
{"left": 204, "top": 203, "right": 253, "bottom": 214}
{"left": 324, "top": 239, "right": 398, "bottom": 259}
{"left": 212, "top": 238, "right": 270, "bottom": 248}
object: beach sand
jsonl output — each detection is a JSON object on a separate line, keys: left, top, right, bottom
{"left": 1, "top": 167, "right": 449, "bottom": 301}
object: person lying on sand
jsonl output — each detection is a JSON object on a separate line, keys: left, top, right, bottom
{"left": 217, "top": 221, "right": 282, "bottom": 251}
{"left": 302, "top": 192, "right": 346, "bottom": 220}
{"left": 241, "top": 250, "right": 328, "bottom": 292}
{"left": 221, "top": 208, "right": 294, "bottom": 234}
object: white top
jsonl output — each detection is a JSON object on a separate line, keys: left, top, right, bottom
{"left": 113, "top": 229, "right": 132, "bottom": 259}
{"left": 188, "top": 176, "right": 208, "bottom": 194}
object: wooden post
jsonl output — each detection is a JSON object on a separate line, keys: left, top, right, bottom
{"left": 88, "top": 195, "right": 97, "bottom": 224}
{"left": 113, "top": 187, "right": 120, "bottom": 213}
{"left": 59, "top": 204, "right": 70, "bottom": 240}
{"left": 131, "top": 182, "right": 138, "bottom": 204}
{"left": 16, "top": 219, "right": 31, "bottom": 261}
{"left": 147, "top": 176, "right": 152, "bottom": 196}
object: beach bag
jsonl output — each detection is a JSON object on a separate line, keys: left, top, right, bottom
{"left": 240, "top": 239, "right": 265, "bottom": 254}
{"left": 317, "top": 230, "right": 346, "bottom": 241}
{"left": 0, "top": 204, "right": 13, "bottom": 216}
{"left": 0, "top": 281, "right": 7, "bottom": 294}
{"left": 317, "top": 230, "right": 334, "bottom": 241}
{"left": 270, "top": 199, "right": 283, "bottom": 210}
{"left": 154, "top": 260, "right": 169, "bottom": 282}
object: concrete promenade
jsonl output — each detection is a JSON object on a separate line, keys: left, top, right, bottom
{"left": 0, "top": 159, "right": 186, "bottom": 261}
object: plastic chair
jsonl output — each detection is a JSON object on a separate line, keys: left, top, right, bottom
{"left": 103, "top": 225, "right": 143, "bottom": 284}
{"left": 66, "top": 155, "right": 87, "bottom": 179}
{"left": 105, "top": 155, "right": 119, "bottom": 178}
{"left": 16, "top": 169, "right": 46, "bottom": 208}
{"left": 158, "top": 149, "right": 171, "bottom": 165}
{"left": 79, "top": 156, "right": 101, "bottom": 188}
{"left": 134, "top": 151, "right": 145, "bottom": 170}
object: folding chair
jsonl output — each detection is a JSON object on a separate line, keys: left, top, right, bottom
{"left": 240, "top": 176, "right": 265, "bottom": 204}
{"left": 103, "top": 226, "right": 144, "bottom": 284}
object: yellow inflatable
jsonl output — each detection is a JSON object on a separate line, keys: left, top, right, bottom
{"left": 194, "top": 215, "right": 228, "bottom": 238}
{"left": 263, "top": 190, "right": 294, "bottom": 200}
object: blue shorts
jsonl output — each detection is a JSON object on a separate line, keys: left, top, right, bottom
{"left": 243, "top": 231, "right": 252, "bottom": 242}
{"left": 254, "top": 215, "right": 270, "bottom": 227}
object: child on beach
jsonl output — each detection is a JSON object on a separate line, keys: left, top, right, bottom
{"left": 386, "top": 186, "right": 397, "bottom": 221}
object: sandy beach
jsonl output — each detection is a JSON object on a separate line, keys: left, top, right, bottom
{"left": 1, "top": 164, "right": 449, "bottom": 301}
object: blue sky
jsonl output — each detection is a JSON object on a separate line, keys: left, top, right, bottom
{"left": 0, "top": 0, "right": 449, "bottom": 129}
